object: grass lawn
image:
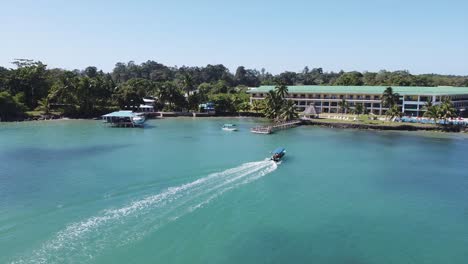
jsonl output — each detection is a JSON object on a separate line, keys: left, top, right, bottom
{"left": 316, "top": 114, "right": 436, "bottom": 128}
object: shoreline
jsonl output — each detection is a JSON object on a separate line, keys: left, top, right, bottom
{"left": 2, "top": 115, "right": 466, "bottom": 133}
{"left": 0, "top": 112, "right": 264, "bottom": 123}
{"left": 301, "top": 119, "right": 467, "bottom": 133}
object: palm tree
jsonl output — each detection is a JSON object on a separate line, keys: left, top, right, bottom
{"left": 423, "top": 99, "right": 433, "bottom": 110}
{"left": 279, "top": 100, "right": 299, "bottom": 121}
{"left": 439, "top": 97, "right": 457, "bottom": 124}
{"left": 353, "top": 103, "right": 364, "bottom": 116}
{"left": 275, "top": 80, "right": 289, "bottom": 99}
{"left": 381, "top": 87, "right": 400, "bottom": 108}
{"left": 264, "top": 90, "right": 283, "bottom": 120}
{"left": 182, "top": 74, "right": 193, "bottom": 97}
{"left": 238, "top": 102, "right": 250, "bottom": 113}
{"left": 36, "top": 97, "right": 51, "bottom": 114}
{"left": 338, "top": 99, "right": 349, "bottom": 114}
{"left": 423, "top": 98, "right": 457, "bottom": 125}
{"left": 251, "top": 100, "right": 264, "bottom": 113}
{"left": 158, "top": 82, "right": 185, "bottom": 111}
{"left": 385, "top": 105, "right": 402, "bottom": 120}
{"left": 422, "top": 99, "right": 436, "bottom": 120}
{"left": 423, "top": 104, "right": 440, "bottom": 123}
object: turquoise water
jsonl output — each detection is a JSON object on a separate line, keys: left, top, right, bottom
{"left": 1, "top": 118, "right": 468, "bottom": 264}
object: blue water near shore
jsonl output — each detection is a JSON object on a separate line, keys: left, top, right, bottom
{"left": 1, "top": 118, "right": 468, "bottom": 263}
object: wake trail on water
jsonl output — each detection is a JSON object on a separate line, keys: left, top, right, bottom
{"left": 12, "top": 160, "right": 277, "bottom": 264}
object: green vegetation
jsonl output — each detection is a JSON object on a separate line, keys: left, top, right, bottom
{"left": 0, "top": 60, "right": 256, "bottom": 120}
{"left": 352, "top": 103, "right": 365, "bottom": 115}
{"left": 381, "top": 87, "right": 400, "bottom": 108}
{"left": 423, "top": 97, "right": 458, "bottom": 124}
{"left": 338, "top": 99, "right": 350, "bottom": 114}
{"left": 0, "top": 59, "right": 467, "bottom": 121}
{"left": 251, "top": 100, "right": 266, "bottom": 113}
{"left": 262, "top": 81, "right": 299, "bottom": 121}
{"left": 0, "top": 91, "right": 26, "bottom": 121}
{"left": 386, "top": 105, "right": 403, "bottom": 120}
{"left": 317, "top": 114, "right": 436, "bottom": 128}
{"left": 380, "top": 87, "right": 403, "bottom": 120}
{"left": 279, "top": 100, "right": 299, "bottom": 121}
{"left": 379, "top": 87, "right": 457, "bottom": 127}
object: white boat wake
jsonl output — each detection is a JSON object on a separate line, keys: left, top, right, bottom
{"left": 12, "top": 160, "right": 277, "bottom": 264}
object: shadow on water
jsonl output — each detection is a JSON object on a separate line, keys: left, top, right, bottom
{"left": 2, "top": 144, "right": 132, "bottom": 162}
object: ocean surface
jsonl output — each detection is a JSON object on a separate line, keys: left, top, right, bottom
{"left": 1, "top": 118, "right": 468, "bottom": 264}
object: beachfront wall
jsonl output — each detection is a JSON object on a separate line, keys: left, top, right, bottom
{"left": 247, "top": 86, "right": 468, "bottom": 116}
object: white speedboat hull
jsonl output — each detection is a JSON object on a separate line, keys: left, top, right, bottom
{"left": 132, "top": 116, "right": 146, "bottom": 126}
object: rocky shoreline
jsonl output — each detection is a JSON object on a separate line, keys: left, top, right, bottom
{"left": 301, "top": 119, "right": 466, "bottom": 132}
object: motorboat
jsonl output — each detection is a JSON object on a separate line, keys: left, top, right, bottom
{"left": 271, "top": 147, "right": 286, "bottom": 162}
{"left": 132, "top": 113, "right": 146, "bottom": 126}
{"left": 222, "top": 124, "right": 238, "bottom": 131}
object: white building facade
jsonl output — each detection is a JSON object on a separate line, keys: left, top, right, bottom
{"left": 248, "top": 85, "right": 468, "bottom": 116}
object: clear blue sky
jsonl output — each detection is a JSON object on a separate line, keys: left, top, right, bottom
{"left": 1, "top": 0, "right": 467, "bottom": 75}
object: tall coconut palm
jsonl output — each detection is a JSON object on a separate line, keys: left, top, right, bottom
{"left": 264, "top": 90, "right": 283, "bottom": 120}
{"left": 338, "top": 99, "right": 349, "bottom": 114}
{"left": 275, "top": 80, "right": 289, "bottom": 99}
{"left": 279, "top": 100, "right": 299, "bottom": 121}
{"left": 182, "top": 74, "right": 194, "bottom": 97}
{"left": 381, "top": 87, "right": 400, "bottom": 108}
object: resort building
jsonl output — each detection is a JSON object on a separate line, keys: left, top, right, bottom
{"left": 248, "top": 86, "right": 468, "bottom": 116}
{"left": 138, "top": 97, "right": 156, "bottom": 112}
{"left": 138, "top": 104, "right": 154, "bottom": 112}
{"left": 143, "top": 97, "right": 156, "bottom": 105}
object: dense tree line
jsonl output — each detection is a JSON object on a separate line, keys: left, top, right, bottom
{"left": 0, "top": 59, "right": 467, "bottom": 121}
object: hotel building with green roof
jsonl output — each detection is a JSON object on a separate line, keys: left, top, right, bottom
{"left": 247, "top": 85, "right": 468, "bottom": 116}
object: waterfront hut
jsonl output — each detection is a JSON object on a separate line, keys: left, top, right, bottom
{"left": 300, "top": 104, "right": 318, "bottom": 119}
{"left": 102, "top": 110, "right": 146, "bottom": 127}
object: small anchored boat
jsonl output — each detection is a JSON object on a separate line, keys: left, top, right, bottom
{"left": 222, "top": 124, "right": 238, "bottom": 131}
{"left": 271, "top": 147, "right": 286, "bottom": 162}
{"left": 132, "top": 113, "right": 146, "bottom": 126}
{"left": 102, "top": 111, "right": 146, "bottom": 127}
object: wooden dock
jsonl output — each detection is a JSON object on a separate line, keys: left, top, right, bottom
{"left": 250, "top": 120, "right": 302, "bottom": 134}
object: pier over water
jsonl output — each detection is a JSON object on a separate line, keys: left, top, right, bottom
{"left": 250, "top": 120, "right": 302, "bottom": 134}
